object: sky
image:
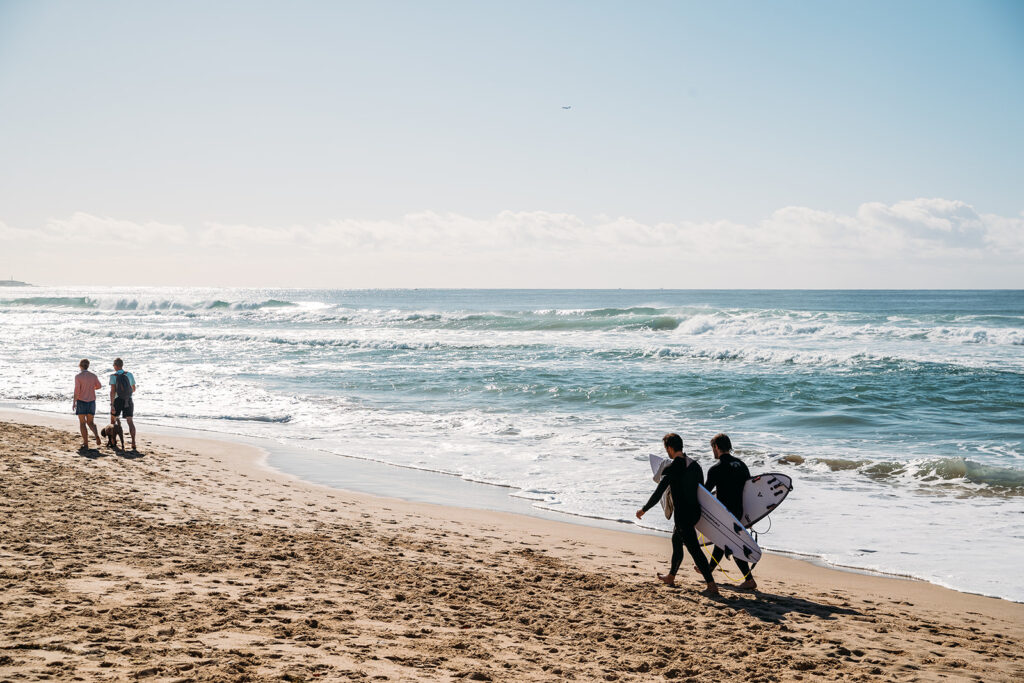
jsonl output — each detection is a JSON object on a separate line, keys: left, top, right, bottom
{"left": 0, "top": 0, "right": 1021, "bottom": 288}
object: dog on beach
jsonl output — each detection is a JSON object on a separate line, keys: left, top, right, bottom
{"left": 100, "top": 419, "right": 125, "bottom": 450}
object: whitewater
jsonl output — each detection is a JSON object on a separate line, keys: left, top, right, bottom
{"left": 2, "top": 287, "right": 1022, "bottom": 601}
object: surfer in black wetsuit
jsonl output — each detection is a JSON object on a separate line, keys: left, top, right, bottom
{"left": 636, "top": 433, "right": 719, "bottom": 595}
{"left": 703, "top": 433, "right": 757, "bottom": 590}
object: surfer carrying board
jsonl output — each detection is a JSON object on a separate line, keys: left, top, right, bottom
{"left": 703, "top": 433, "right": 757, "bottom": 590}
{"left": 636, "top": 434, "right": 719, "bottom": 595}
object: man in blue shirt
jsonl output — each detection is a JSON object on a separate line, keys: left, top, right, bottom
{"left": 109, "top": 357, "right": 137, "bottom": 450}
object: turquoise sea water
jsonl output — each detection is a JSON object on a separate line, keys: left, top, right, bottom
{"left": 2, "top": 288, "right": 1021, "bottom": 600}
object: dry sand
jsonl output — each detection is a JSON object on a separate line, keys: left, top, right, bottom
{"left": 1, "top": 414, "right": 1022, "bottom": 682}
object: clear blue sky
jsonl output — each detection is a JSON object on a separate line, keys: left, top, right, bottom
{"left": 0, "top": 1, "right": 1021, "bottom": 287}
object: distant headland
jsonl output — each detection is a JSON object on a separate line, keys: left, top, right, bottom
{"left": 0, "top": 278, "right": 32, "bottom": 287}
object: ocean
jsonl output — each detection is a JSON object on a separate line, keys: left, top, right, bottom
{"left": 2, "top": 287, "right": 1021, "bottom": 601}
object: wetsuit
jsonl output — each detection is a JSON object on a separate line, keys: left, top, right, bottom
{"left": 705, "top": 453, "right": 752, "bottom": 576}
{"left": 642, "top": 457, "right": 715, "bottom": 582}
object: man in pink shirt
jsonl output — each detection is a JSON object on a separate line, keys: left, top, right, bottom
{"left": 73, "top": 358, "right": 102, "bottom": 450}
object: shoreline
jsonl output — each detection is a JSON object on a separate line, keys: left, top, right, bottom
{"left": 2, "top": 412, "right": 1023, "bottom": 680}
{"left": 4, "top": 288, "right": 1022, "bottom": 609}
{"left": 1, "top": 406, "right": 1013, "bottom": 602}
{"left": 0, "top": 406, "right": 651, "bottom": 534}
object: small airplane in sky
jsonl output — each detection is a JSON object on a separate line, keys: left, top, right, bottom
{"left": 562, "top": 105, "right": 572, "bottom": 109}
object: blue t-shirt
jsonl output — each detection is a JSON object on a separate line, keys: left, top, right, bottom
{"left": 109, "top": 370, "right": 136, "bottom": 398}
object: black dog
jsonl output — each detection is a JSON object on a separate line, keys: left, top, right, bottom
{"left": 100, "top": 419, "right": 125, "bottom": 450}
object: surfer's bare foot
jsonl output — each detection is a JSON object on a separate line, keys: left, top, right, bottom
{"left": 657, "top": 573, "right": 676, "bottom": 587}
{"left": 738, "top": 579, "right": 758, "bottom": 591}
{"left": 703, "top": 582, "right": 720, "bottom": 596}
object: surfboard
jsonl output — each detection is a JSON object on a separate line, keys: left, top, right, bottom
{"left": 648, "top": 454, "right": 761, "bottom": 563}
{"left": 740, "top": 472, "right": 793, "bottom": 527}
{"left": 648, "top": 453, "right": 674, "bottom": 519}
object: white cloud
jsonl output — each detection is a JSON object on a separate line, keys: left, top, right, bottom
{"left": 753, "top": 199, "right": 1022, "bottom": 260}
{"left": 981, "top": 212, "right": 1024, "bottom": 255}
{"left": 0, "top": 212, "right": 189, "bottom": 246}
{"left": 2, "top": 200, "right": 1022, "bottom": 285}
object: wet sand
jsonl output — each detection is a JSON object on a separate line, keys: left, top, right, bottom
{"left": 1, "top": 415, "right": 1022, "bottom": 681}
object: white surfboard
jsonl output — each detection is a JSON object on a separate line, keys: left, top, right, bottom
{"left": 740, "top": 472, "right": 793, "bottom": 527}
{"left": 648, "top": 453, "right": 674, "bottom": 519}
{"left": 648, "top": 454, "right": 761, "bottom": 563}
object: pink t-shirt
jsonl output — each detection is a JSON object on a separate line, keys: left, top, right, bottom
{"left": 74, "top": 371, "right": 102, "bottom": 402}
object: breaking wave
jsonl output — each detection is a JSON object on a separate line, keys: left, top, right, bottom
{"left": 75, "top": 328, "right": 492, "bottom": 352}
{"left": 0, "top": 296, "right": 298, "bottom": 311}
{"left": 786, "top": 455, "right": 1024, "bottom": 494}
{"left": 4, "top": 296, "right": 1022, "bottom": 346}
{"left": 272, "top": 307, "right": 1024, "bottom": 345}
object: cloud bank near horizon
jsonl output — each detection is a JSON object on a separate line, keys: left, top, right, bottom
{"left": 2, "top": 198, "right": 1022, "bottom": 287}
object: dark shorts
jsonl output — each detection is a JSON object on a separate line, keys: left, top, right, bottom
{"left": 75, "top": 400, "right": 96, "bottom": 416}
{"left": 112, "top": 398, "right": 134, "bottom": 418}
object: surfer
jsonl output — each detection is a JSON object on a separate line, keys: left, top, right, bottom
{"left": 703, "top": 433, "right": 757, "bottom": 590}
{"left": 636, "top": 434, "right": 718, "bottom": 595}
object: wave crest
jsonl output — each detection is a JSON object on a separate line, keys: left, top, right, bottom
{"left": 4, "top": 298, "right": 1022, "bottom": 346}
{"left": 0, "top": 296, "right": 298, "bottom": 311}
{"left": 784, "top": 455, "right": 1024, "bottom": 494}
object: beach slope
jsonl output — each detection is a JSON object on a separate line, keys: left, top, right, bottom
{"left": 1, "top": 419, "right": 1021, "bottom": 681}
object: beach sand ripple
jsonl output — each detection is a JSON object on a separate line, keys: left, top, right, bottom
{"left": 1, "top": 420, "right": 1021, "bottom": 681}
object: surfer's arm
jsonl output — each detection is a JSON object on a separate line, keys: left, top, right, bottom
{"left": 704, "top": 466, "right": 718, "bottom": 494}
{"left": 641, "top": 478, "right": 670, "bottom": 514}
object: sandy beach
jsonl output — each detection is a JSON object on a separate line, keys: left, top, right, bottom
{"left": 1, "top": 412, "right": 1022, "bottom": 682}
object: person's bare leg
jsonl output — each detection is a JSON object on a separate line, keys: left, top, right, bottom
{"left": 704, "top": 581, "right": 720, "bottom": 596}
{"left": 125, "top": 417, "right": 136, "bottom": 450}
{"left": 78, "top": 414, "right": 89, "bottom": 448}
{"left": 86, "top": 414, "right": 101, "bottom": 446}
{"left": 657, "top": 573, "right": 676, "bottom": 586}
{"left": 738, "top": 578, "right": 757, "bottom": 590}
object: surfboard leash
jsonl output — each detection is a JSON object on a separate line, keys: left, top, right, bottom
{"left": 696, "top": 530, "right": 755, "bottom": 583}
{"left": 750, "top": 517, "right": 772, "bottom": 535}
